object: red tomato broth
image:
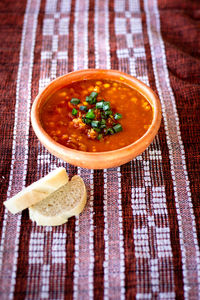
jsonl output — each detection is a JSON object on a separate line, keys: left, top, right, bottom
{"left": 40, "top": 79, "right": 153, "bottom": 152}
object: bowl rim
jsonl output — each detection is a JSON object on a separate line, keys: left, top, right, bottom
{"left": 31, "top": 69, "right": 162, "bottom": 168}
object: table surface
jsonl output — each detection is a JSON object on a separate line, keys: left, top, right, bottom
{"left": 0, "top": 0, "right": 200, "bottom": 299}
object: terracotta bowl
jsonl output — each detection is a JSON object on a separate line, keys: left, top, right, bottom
{"left": 31, "top": 69, "right": 161, "bottom": 169}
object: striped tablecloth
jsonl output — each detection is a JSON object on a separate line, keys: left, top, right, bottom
{"left": 0, "top": 0, "right": 200, "bottom": 299}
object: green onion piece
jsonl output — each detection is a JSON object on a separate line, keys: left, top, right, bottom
{"left": 96, "top": 101, "right": 104, "bottom": 109}
{"left": 90, "top": 91, "right": 98, "bottom": 98}
{"left": 104, "top": 110, "right": 112, "bottom": 117}
{"left": 72, "top": 108, "right": 78, "bottom": 116}
{"left": 101, "top": 119, "right": 106, "bottom": 125}
{"left": 91, "top": 120, "right": 100, "bottom": 128}
{"left": 86, "top": 96, "right": 96, "bottom": 104}
{"left": 79, "top": 105, "right": 88, "bottom": 112}
{"left": 86, "top": 92, "right": 98, "bottom": 104}
{"left": 113, "top": 124, "right": 122, "bottom": 133}
{"left": 70, "top": 98, "right": 80, "bottom": 105}
{"left": 114, "top": 113, "right": 122, "bottom": 120}
{"left": 100, "top": 124, "right": 106, "bottom": 129}
{"left": 107, "top": 128, "right": 114, "bottom": 135}
{"left": 86, "top": 109, "right": 95, "bottom": 119}
{"left": 97, "top": 134, "right": 103, "bottom": 140}
{"left": 85, "top": 118, "right": 92, "bottom": 125}
{"left": 86, "top": 96, "right": 92, "bottom": 104}
{"left": 103, "top": 101, "right": 111, "bottom": 111}
{"left": 94, "top": 128, "right": 101, "bottom": 133}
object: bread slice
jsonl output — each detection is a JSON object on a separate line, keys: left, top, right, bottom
{"left": 29, "top": 175, "right": 87, "bottom": 226}
{"left": 4, "top": 167, "right": 69, "bottom": 214}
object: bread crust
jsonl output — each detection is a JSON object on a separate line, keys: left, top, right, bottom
{"left": 29, "top": 175, "right": 87, "bottom": 226}
{"left": 4, "top": 167, "right": 69, "bottom": 214}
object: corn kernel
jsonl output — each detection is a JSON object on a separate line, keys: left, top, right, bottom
{"left": 68, "top": 102, "right": 74, "bottom": 109}
{"left": 59, "top": 92, "right": 67, "bottom": 97}
{"left": 82, "top": 90, "right": 88, "bottom": 95}
{"left": 96, "top": 81, "right": 102, "bottom": 86}
{"left": 49, "top": 122, "right": 55, "bottom": 127}
{"left": 88, "top": 86, "right": 94, "bottom": 92}
{"left": 94, "top": 86, "right": 100, "bottom": 93}
{"left": 131, "top": 97, "right": 137, "bottom": 103}
{"left": 104, "top": 83, "right": 110, "bottom": 88}
{"left": 61, "top": 134, "right": 68, "bottom": 139}
{"left": 113, "top": 82, "right": 118, "bottom": 87}
{"left": 58, "top": 121, "right": 64, "bottom": 125}
{"left": 144, "top": 105, "right": 150, "bottom": 111}
{"left": 56, "top": 107, "right": 61, "bottom": 113}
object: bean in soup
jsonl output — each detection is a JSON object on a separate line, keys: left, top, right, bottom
{"left": 40, "top": 79, "right": 153, "bottom": 152}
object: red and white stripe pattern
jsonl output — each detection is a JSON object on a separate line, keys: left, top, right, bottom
{"left": 95, "top": 0, "right": 126, "bottom": 298}
{"left": 26, "top": 0, "right": 71, "bottom": 298}
{"left": 72, "top": 0, "right": 95, "bottom": 298}
{"left": 114, "top": 0, "right": 175, "bottom": 298}
{"left": 1, "top": 0, "right": 199, "bottom": 298}
{"left": 144, "top": 0, "right": 200, "bottom": 298}
{"left": 0, "top": 0, "right": 40, "bottom": 298}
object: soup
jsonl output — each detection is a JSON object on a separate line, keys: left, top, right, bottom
{"left": 40, "top": 79, "right": 153, "bottom": 152}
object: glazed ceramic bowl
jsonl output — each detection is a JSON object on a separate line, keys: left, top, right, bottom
{"left": 31, "top": 69, "right": 161, "bottom": 169}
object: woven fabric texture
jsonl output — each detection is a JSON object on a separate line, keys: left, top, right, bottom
{"left": 0, "top": 0, "right": 199, "bottom": 299}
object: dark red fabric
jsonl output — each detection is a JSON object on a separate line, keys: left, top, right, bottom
{"left": 0, "top": 0, "right": 200, "bottom": 299}
{"left": 158, "top": 0, "right": 200, "bottom": 249}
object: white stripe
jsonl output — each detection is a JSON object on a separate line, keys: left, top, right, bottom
{"left": 144, "top": 0, "right": 200, "bottom": 298}
{"left": 72, "top": 0, "right": 94, "bottom": 297}
{"left": 94, "top": 0, "right": 125, "bottom": 297}
{"left": 94, "top": 0, "right": 99, "bottom": 68}
{"left": 117, "top": 167, "right": 126, "bottom": 299}
{"left": 115, "top": 0, "right": 175, "bottom": 296}
{"left": 83, "top": 0, "right": 89, "bottom": 69}
{"left": 0, "top": 0, "right": 40, "bottom": 298}
{"left": 73, "top": 0, "right": 89, "bottom": 70}
{"left": 73, "top": 168, "right": 94, "bottom": 299}
{"left": 60, "top": 0, "right": 71, "bottom": 13}
{"left": 104, "top": 0, "right": 111, "bottom": 70}
{"left": 26, "top": 0, "right": 70, "bottom": 297}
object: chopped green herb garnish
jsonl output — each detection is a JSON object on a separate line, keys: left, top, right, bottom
{"left": 104, "top": 110, "right": 112, "bottom": 117}
{"left": 113, "top": 124, "right": 122, "bottom": 133}
{"left": 71, "top": 90, "right": 123, "bottom": 141}
{"left": 100, "top": 119, "right": 106, "bottom": 129}
{"left": 96, "top": 101, "right": 104, "bottom": 109}
{"left": 100, "top": 124, "right": 106, "bottom": 129}
{"left": 103, "top": 101, "right": 111, "bottom": 111}
{"left": 70, "top": 98, "right": 80, "bottom": 105}
{"left": 79, "top": 105, "right": 88, "bottom": 112}
{"left": 90, "top": 91, "right": 98, "bottom": 98}
{"left": 97, "top": 134, "right": 103, "bottom": 140}
{"left": 82, "top": 117, "right": 92, "bottom": 125}
{"left": 107, "top": 128, "right": 114, "bottom": 135}
{"left": 86, "top": 92, "right": 98, "bottom": 104}
{"left": 91, "top": 120, "right": 100, "bottom": 128}
{"left": 114, "top": 113, "right": 122, "bottom": 120}
{"left": 86, "top": 109, "right": 95, "bottom": 119}
{"left": 94, "top": 128, "right": 101, "bottom": 133}
{"left": 72, "top": 108, "right": 78, "bottom": 116}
